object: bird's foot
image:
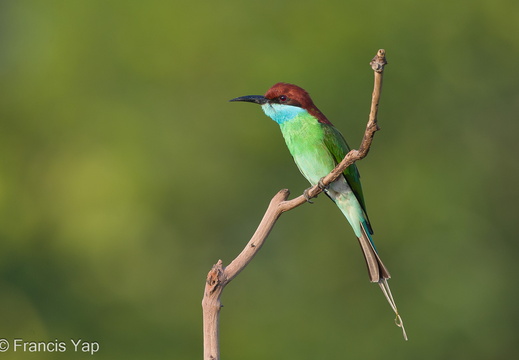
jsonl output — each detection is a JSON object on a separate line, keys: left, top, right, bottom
{"left": 303, "top": 187, "right": 315, "bottom": 204}
{"left": 318, "top": 177, "right": 329, "bottom": 191}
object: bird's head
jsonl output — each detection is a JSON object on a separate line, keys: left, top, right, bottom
{"left": 230, "top": 82, "right": 331, "bottom": 124}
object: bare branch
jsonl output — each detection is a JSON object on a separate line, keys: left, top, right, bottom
{"left": 202, "top": 49, "right": 388, "bottom": 360}
{"left": 202, "top": 190, "right": 289, "bottom": 360}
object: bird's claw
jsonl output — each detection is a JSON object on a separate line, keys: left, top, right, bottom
{"left": 303, "top": 188, "right": 314, "bottom": 204}
{"left": 318, "top": 178, "right": 329, "bottom": 191}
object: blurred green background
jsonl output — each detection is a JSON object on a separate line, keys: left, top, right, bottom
{"left": 1, "top": 0, "right": 518, "bottom": 359}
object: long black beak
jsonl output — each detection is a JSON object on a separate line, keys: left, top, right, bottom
{"left": 229, "top": 95, "right": 268, "bottom": 105}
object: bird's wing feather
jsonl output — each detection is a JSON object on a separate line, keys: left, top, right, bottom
{"left": 321, "top": 123, "right": 372, "bottom": 232}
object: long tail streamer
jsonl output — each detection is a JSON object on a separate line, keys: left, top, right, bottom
{"left": 378, "top": 278, "right": 408, "bottom": 340}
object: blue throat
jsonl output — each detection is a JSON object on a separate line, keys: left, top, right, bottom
{"left": 261, "top": 103, "right": 306, "bottom": 124}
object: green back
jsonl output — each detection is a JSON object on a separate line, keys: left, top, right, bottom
{"left": 321, "top": 123, "right": 371, "bottom": 221}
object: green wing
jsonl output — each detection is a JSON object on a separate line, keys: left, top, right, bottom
{"left": 321, "top": 123, "right": 372, "bottom": 230}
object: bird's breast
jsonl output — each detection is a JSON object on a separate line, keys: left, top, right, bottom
{"left": 279, "top": 117, "right": 336, "bottom": 185}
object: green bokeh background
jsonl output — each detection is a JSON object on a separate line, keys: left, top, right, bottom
{"left": 1, "top": 0, "right": 518, "bottom": 359}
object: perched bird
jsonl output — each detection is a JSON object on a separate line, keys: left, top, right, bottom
{"left": 230, "top": 82, "right": 407, "bottom": 339}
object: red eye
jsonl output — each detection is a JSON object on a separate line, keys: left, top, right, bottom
{"left": 279, "top": 95, "right": 287, "bottom": 102}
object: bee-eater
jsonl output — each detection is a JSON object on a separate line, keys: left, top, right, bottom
{"left": 230, "top": 82, "right": 406, "bottom": 339}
